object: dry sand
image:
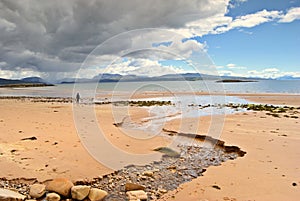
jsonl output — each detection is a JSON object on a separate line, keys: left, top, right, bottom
{"left": 0, "top": 94, "right": 299, "bottom": 200}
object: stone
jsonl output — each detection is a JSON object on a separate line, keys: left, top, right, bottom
{"left": 125, "top": 183, "right": 145, "bottom": 191}
{"left": 0, "top": 188, "right": 26, "bottom": 201}
{"left": 153, "top": 147, "right": 180, "bottom": 157}
{"left": 158, "top": 188, "right": 167, "bottom": 194}
{"left": 126, "top": 190, "right": 147, "bottom": 201}
{"left": 46, "top": 193, "right": 60, "bottom": 201}
{"left": 46, "top": 178, "right": 74, "bottom": 197}
{"left": 142, "top": 171, "right": 154, "bottom": 177}
{"left": 88, "top": 188, "right": 107, "bottom": 201}
{"left": 29, "top": 184, "right": 46, "bottom": 198}
{"left": 71, "top": 185, "right": 90, "bottom": 200}
{"left": 140, "top": 176, "right": 147, "bottom": 180}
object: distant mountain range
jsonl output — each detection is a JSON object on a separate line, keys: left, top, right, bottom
{"left": 0, "top": 77, "right": 53, "bottom": 87}
{"left": 276, "top": 75, "right": 300, "bottom": 80}
{"left": 60, "top": 73, "right": 266, "bottom": 84}
{"left": 0, "top": 74, "right": 299, "bottom": 87}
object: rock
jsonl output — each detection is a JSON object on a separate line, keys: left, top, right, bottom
{"left": 142, "top": 171, "right": 154, "bottom": 177}
{"left": 0, "top": 188, "right": 26, "bottom": 201}
{"left": 140, "top": 176, "right": 147, "bottom": 180}
{"left": 153, "top": 147, "right": 180, "bottom": 157}
{"left": 71, "top": 185, "right": 90, "bottom": 200}
{"left": 46, "top": 178, "right": 74, "bottom": 197}
{"left": 21, "top": 136, "right": 37, "bottom": 141}
{"left": 158, "top": 188, "right": 167, "bottom": 194}
{"left": 29, "top": 184, "right": 46, "bottom": 198}
{"left": 126, "top": 190, "right": 147, "bottom": 201}
{"left": 125, "top": 183, "right": 145, "bottom": 191}
{"left": 46, "top": 193, "right": 60, "bottom": 201}
{"left": 88, "top": 188, "right": 107, "bottom": 201}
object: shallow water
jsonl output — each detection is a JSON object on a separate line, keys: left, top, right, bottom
{"left": 112, "top": 95, "right": 253, "bottom": 138}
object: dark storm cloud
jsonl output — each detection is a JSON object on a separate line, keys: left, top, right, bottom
{"left": 0, "top": 0, "right": 229, "bottom": 75}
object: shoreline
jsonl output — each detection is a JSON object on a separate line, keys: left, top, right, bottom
{"left": 0, "top": 93, "right": 299, "bottom": 200}
{"left": 0, "top": 91, "right": 300, "bottom": 100}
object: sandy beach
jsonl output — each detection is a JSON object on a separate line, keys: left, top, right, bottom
{"left": 0, "top": 94, "right": 299, "bottom": 200}
{"left": 161, "top": 97, "right": 300, "bottom": 201}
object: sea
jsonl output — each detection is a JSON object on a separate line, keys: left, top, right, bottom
{"left": 0, "top": 80, "right": 299, "bottom": 98}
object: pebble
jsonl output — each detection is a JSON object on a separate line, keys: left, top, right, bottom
{"left": 125, "top": 183, "right": 145, "bottom": 191}
{"left": 0, "top": 188, "right": 26, "bottom": 201}
{"left": 142, "top": 171, "right": 154, "bottom": 177}
{"left": 88, "top": 188, "right": 107, "bottom": 201}
{"left": 46, "top": 193, "right": 60, "bottom": 201}
{"left": 46, "top": 178, "right": 74, "bottom": 197}
{"left": 126, "top": 190, "right": 147, "bottom": 201}
{"left": 29, "top": 184, "right": 46, "bottom": 198}
{"left": 71, "top": 185, "right": 90, "bottom": 200}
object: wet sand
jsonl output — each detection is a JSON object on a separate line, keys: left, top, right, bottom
{"left": 0, "top": 94, "right": 299, "bottom": 200}
{"left": 160, "top": 95, "right": 300, "bottom": 201}
{"left": 0, "top": 98, "right": 168, "bottom": 181}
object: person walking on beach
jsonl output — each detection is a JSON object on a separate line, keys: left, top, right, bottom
{"left": 76, "top": 92, "right": 80, "bottom": 104}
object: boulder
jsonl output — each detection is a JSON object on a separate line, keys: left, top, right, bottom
{"left": 46, "top": 193, "right": 60, "bottom": 201}
{"left": 0, "top": 188, "right": 26, "bottom": 201}
{"left": 46, "top": 178, "right": 74, "bottom": 197}
{"left": 126, "top": 190, "right": 147, "bottom": 201}
{"left": 88, "top": 188, "right": 107, "bottom": 201}
{"left": 71, "top": 185, "right": 90, "bottom": 200}
{"left": 125, "top": 183, "right": 145, "bottom": 191}
{"left": 29, "top": 184, "right": 46, "bottom": 198}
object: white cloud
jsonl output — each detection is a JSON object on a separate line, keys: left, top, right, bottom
{"left": 0, "top": 0, "right": 231, "bottom": 79}
{"left": 226, "top": 63, "right": 247, "bottom": 69}
{"left": 0, "top": 68, "right": 44, "bottom": 79}
{"left": 247, "top": 68, "right": 300, "bottom": 79}
{"left": 218, "top": 66, "right": 300, "bottom": 79}
{"left": 229, "top": 0, "right": 248, "bottom": 9}
{"left": 262, "top": 68, "right": 280, "bottom": 73}
{"left": 182, "top": 13, "right": 232, "bottom": 36}
{"left": 227, "top": 63, "right": 236, "bottom": 68}
{"left": 0, "top": 0, "right": 298, "bottom": 80}
{"left": 104, "top": 58, "right": 190, "bottom": 77}
{"left": 76, "top": 58, "right": 192, "bottom": 79}
{"left": 216, "top": 65, "right": 224, "bottom": 69}
{"left": 279, "top": 7, "right": 300, "bottom": 23}
{"left": 155, "top": 37, "right": 206, "bottom": 59}
{"left": 214, "top": 9, "right": 282, "bottom": 34}
{"left": 238, "top": 28, "right": 253, "bottom": 35}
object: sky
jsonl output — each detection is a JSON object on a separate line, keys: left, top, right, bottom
{"left": 0, "top": 0, "right": 299, "bottom": 81}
